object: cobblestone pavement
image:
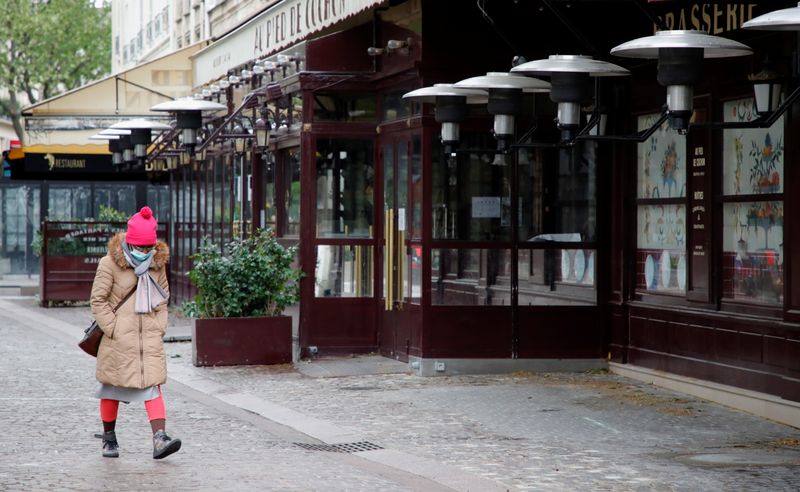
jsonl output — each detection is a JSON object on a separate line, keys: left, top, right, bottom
{"left": 5, "top": 298, "right": 800, "bottom": 491}
{"left": 0, "top": 303, "right": 451, "bottom": 492}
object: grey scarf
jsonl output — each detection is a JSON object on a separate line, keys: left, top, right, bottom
{"left": 121, "top": 241, "right": 169, "bottom": 313}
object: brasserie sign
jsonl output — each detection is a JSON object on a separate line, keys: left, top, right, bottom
{"left": 195, "top": 0, "right": 383, "bottom": 84}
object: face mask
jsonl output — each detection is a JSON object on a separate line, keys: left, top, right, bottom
{"left": 129, "top": 249, "right": 153, "bottom": 262}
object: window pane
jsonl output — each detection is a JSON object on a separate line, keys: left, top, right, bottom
{"left": 723, "top": 98, "right": 784, "bottom": 196}
{"left": 382, "top": 90, "right": 412, "bottom": 121}
{"left": 432, "top": 134, "right": 511, "bottom": 241}
{"left": 316, "top": 139, "right": 374, "bottom": 238}
{"left": 313, "top": 93, "right": 376, "bottom": 122}
{"left": 517, "top": 248, "right": 596, "bottom": 305}
{"left": 408, "top": 243, "right": 422, "bottom": 303}
{"left": 517, "top": 142, "right": 597, "bottom": 242}
{"left": 722, "top": 202, "right": 783, "bottom": 304}
{"left": 146, "top": 184, "right": 171, "bottom": 224}
{"left": 637, "top": 204, "right": 687, "bottom": 293}
{"left": 431, "top": 248, "right": 511, "bottom": 305}
{"left": 410, "top": 137, "right": 422, "bottom": 239}
{"left": 637, "top": 113, "right": 686, "bottom": 198}
{"left": 262, "top": 152, "right": 276, "bottom": 230}
{"left": 94, "top": 184, "right": 136, "bottom": 218}
{"left": 284, "top": 149, "right": 301, "bottom": 237}
{"left": 315, "top": 245, "right": 373, "bottom": 297}
{"left": 48, "top": 185, "right": 91, "bottom": 220}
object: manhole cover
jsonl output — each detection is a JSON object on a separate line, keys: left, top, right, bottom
{"left": 294, "top": 441, "right": 384, "bottom": 453}
{"left": 679, "top": 452, "right": 798, "bottom": 467}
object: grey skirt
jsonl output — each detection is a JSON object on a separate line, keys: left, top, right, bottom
{"left": 95, "top": 383, "right": 161, "bottom": 403}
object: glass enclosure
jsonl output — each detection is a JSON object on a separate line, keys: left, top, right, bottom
{"left": 315, "top": 139, "right": 374, "bottom": 238}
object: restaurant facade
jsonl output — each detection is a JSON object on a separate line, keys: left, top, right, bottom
{"left": 141, "top": 0, "right": 800, "bottom": 425}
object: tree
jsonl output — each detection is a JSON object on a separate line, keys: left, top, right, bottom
{"left": 0, "top": 0, "right": 111, "bottom": 144}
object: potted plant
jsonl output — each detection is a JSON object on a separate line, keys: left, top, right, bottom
{"left": 184, "top": 228, "right": 303, "bottom": 366}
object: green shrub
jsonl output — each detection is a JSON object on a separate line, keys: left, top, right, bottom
{"left": 183, "top": 229, "right": 303, "bottom": 318}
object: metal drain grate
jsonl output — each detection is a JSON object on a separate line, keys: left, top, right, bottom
{"left": 294, "top": 441, "right": 384, "bottom": 453}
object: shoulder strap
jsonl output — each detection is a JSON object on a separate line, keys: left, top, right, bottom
{"left": 112, "top": 285, "right": 137, "bottom": 313}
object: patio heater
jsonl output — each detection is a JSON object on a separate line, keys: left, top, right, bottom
{"left": 149, "top": 99, "right": 226, "bottom": 150}
{"left": 611, "top": 30, "right": 752, "bottom": 132}
{"left": 510, "top": 55, "right": 629, "bottom": 140}
{"left": 402, "top": 84, "right": 487, "bottom": 154}
{"left": 109, "top": 119, "right": 173, "bottom": 162}
{"left": 453, "top": 72, "right": 550, "bottom": 152}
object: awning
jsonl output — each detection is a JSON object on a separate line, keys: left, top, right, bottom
{"left": 193, "top": 0, "right": 385, "bottom": 84}
{"left": 21, "top": 42, "right": 207, "bottom": 148}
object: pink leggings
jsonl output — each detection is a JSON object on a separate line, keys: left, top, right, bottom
{"left": 100, "top": 392, "right": 166, "bottom": 422}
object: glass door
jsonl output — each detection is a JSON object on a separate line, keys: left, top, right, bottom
{"left": 380, "top": 136, "right": 412, "bottom": 360}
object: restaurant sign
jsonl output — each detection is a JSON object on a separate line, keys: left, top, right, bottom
{"left": 194, "top": 0, "right": 384, "bottom": 84}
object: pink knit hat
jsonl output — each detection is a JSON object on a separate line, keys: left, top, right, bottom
{"left": 126, "top": 206, "right": 157, "bottom": 245}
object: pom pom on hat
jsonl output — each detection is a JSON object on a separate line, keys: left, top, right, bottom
{"left": 126, "top": 206, "right": 158, "bottom": 246}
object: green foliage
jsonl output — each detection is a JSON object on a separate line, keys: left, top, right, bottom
{"left": 183, "top": 229, "right": 303, "bottom": 319}
{"left": 33, "top": 206, "right": 128, "bottom": 257}
{"left": 31, "top": 230, "right": 44, "bottom": 257}
{"left": 97, "top": 205, "right": 129, "bottom": 222}
{"left": 0, "top": 0, "right": 111, "bottom": 140}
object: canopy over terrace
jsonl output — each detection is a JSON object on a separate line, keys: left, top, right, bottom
{"left": 20, "top": 41, "right": 206, "bottom": 152}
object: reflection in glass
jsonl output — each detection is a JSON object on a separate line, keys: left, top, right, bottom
{"left": 722, "top": 202, "right": 783, "bottom": 304}
{"left": 409, "top": 243, "right": 422, "bottom": 303}
{"left": 313, "top": 93, "right": 376, "bottom": 122}
{"left": 94, "top": 184, "right": 136, "bottom": 217}
{"left": 263, "top": 152, "right": 276, "bottom": 229}
{"left": 315, "top": 245, "right": 373, "bottom": 297}
{"left": 0, "top": 184, "right": 40, "bottom": 274}
{"left": 316, "top": 139, "right": 374, "bottom": 238}
{"left": 431, "top": 249, "right": 511, "bottom": 305}
{"left": 284, "top": 148, "right": 301, "bottom": 237}
{"left": 146, "top": 185, "right": 170, "bottom": 224}
{"left": 432, "top": 133, "right": 511, "bottom": 241}
{"left": 517, "top": 249, "right": 596, "bottom": 305}
{"left": 382, "top": 90, "right": 412, "bottom": 121}
{"left": 516, "top": 142, "right": 597, "bottom": 242}
{"left": 411, "top": 137, "right": 422, "bottom": 239}
{"left": 48, "top": 185, "right": 91, "bottom": 220}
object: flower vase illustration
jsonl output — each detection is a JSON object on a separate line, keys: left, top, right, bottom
{"left": 661, "top": 142, "right": 679, "bottom": 197}
{"left": 749, "top": 133, "right": 783, "bottom": 194}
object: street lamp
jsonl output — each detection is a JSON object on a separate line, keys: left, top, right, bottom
{"left": 255, "top": 110, "right": 270, "bottom": 149}
{"left": 149, "top": 99, "right": 226, "bottom": 150}
{"left": 233, "top": 123, "right": 247, "bottom": 154}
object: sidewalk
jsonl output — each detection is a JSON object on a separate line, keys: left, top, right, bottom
{"left": 4, "top": 297, "right": 800, "bottom": 491}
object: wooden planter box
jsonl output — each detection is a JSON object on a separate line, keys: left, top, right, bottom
{"left": 192, "top": 316, "right": 292, "bottom": 367}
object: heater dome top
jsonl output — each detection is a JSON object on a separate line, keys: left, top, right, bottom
{"left": 454, "top": 72, "right": 550, "bottom": 93}
{"left": 743, "top": 3, "right": 800, "bottom": 31}
{"left": 611, "top": 30, "right": 752, "bottom": 59}
{"left": 403, "top": 84, "right": 488, "bottom": 104}
{"left": 511, "top": 55, "right": 629, "bottom": 77}
{"left": 110, "top": 118, "right": 172, "bottom": 131}
{"left": 150, "top": 98, "right": 226, "bottom": 112}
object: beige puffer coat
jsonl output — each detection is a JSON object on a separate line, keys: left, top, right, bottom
{"left": 90, "top": 232, "right": 170, "bottom": 389}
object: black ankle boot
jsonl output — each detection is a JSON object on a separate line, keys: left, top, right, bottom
{"left": 94, "top": 431, "right": 119, "bottom": 458}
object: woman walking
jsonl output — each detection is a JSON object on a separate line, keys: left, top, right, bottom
{"left": 90, "top": 206, "right": 181, "bottom": 459}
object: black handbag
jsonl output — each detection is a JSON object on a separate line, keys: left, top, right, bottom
{"left": 78, "top": 286, "right": 137, "bottom": 357}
